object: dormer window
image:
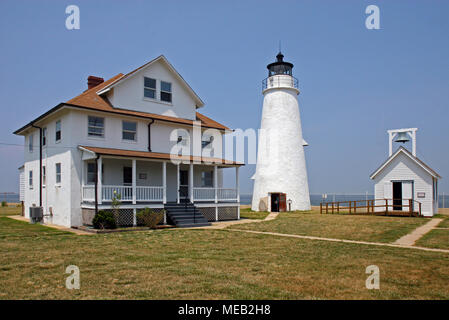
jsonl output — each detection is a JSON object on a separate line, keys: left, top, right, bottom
{"left": 144, "top": 77, "right": 156, "bottom": 99}
{"left": 160, "top": 81, "right": 172, "bottom": 103}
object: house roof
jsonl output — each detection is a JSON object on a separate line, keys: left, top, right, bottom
{"left": 370, "top": 146, "right": 441, "bottom": 180}
{"left": 14, "top": 63, "right": 229, "bottom": 135}
{"left": 79, "top": 146, "right": 244, "bottom": 167}
{"left": 96, "top": 55, "right": 204, "bottom": 108}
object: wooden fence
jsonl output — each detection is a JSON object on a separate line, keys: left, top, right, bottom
{"left": 320, "top": 199, "right": 422, "bottom": 217}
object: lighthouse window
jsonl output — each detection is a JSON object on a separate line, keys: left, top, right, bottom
{"left": 160, "top": 81, "right": 172, "bottom": 103}
{"left": 144, "top": 77, "right": 156, "bottom": 99}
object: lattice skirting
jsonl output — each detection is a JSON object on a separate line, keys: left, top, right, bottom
{"left": 82, "top": 208, "right": 166, "bottom": 227}
{"left": 198, "top": 206, "right": 239, "bottom": 221}
{"left": 198, "top": 207, "right": 216, "bottom": 222}
{"left": 218, "top": 206, "right": 238, "bottom": 221}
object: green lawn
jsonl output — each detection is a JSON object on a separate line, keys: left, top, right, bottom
{"left": 228, "top": 211, "right": 429, "bottom": 243}
{"left": 239, "top": 208, "right": 270, "bottom": 220}
{"left": 416, "top": 229, "right": 449, "bottom": 250}
{"left": 0, "top": 205, "right": 22, "bottom": 217}
{"left": 436, "top": 216, "right": 449, "bottom": 228}
{"left": 1, "top": 216, "right": 449, "bottom": 299}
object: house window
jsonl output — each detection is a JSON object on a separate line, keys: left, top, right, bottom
{"left": 42, "top": 127, "right": 47, "bottom": 146}
{"left": 87, "top": 163, "right": 96, "bottom": 183}
{"left": 55, "top": 163, "right": 61, "bottom": 184}
{"left": 88, "top": 116, "right": 104, "bottom": 137}
{"left": 122, "top": 121, "right": 137, "bottom": 141}
{"left": 123, "top": 167, "right": 132, "bottom": 185}
{"left": 28, "top": 134, "right": 34, "bottom": 152}
{"left": 55, "top": 120, "right": 61, "bottom": 142}
{"left": 42, "top": 166, "right": 46, "bottom": 186}
{"left": 177, "top": 130, "right": 190, "bottom": 146}
{"left": 160, "top": 81, "right": 172, "bottom": 103}
{"left": 144, "top": 77, "right": 156, "bottom": 99}
{"left": 29, "top": 170, "right": 33, "bottom": 189}
{"left": 201, "top": 171, "right": 213, "bottom": 187}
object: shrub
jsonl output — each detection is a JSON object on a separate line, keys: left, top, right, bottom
{"left": 92, "top": 210, "right": 117, "bottom": 229}
{"left": 136, "top": 208, "right": 164, "bottom": 228}
{"left": 1, "top": 201, "right": 7, "bottom": 207}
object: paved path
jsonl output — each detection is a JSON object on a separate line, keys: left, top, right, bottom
{"left": 8, "top": 215, "right": 93, "bottom": 235}
{"left": 393, "top": 218, "right": 443, "bottom": 246}
{"left": 228, "top": 228, "right": 449, "bottom": 254}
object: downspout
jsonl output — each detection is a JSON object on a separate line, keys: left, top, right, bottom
{"left": 148, "top": 119, "right": 155, "bottom": 152}
{"left": 94, "top": 154, "right": 100, "bottom": 215}
{"left": 31, "top": 124, "right": 42, "bottom": 207}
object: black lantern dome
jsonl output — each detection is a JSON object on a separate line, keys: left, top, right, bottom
{"left": 267, "top": 52, "right": 293, "bottom": 77}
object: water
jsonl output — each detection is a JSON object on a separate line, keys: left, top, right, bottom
{"left": 0, "top": 193, "right": 20, "bottom": 203}
{"left": 240, "top": 193, "right": 449, "bottom": 208}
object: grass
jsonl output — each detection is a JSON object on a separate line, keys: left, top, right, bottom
{"left": 416, "top": 229, "right": 449, "bottom": 250}
{"left": 239, "top": 208, "right": 270, "bottom": 220}
{"left": 229, "top": 210, "right": 429, "bottom": 243}
{"left": 0, "top": 204, "right": 22, "bottom": 217}
{"left": 436, "top": 216, "right": 449, "bottom": 228}
{"left": 1, "top": 216, "right": 449, "bottom": 299}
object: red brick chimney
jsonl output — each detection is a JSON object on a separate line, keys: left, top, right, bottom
{"left": 87, "top": 76, "right": 104, "bottom": 89}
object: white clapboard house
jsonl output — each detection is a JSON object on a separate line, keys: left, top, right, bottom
{"left": 370, "top": 128, "right": 440, "bottom": 216}
{"left": 15, "top": 55, "right": 243, "bottom": 228}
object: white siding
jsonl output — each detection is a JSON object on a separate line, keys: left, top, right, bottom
{"left": 373, "top": 152, "right": 436, "bottom": 216}
{"left": 19, "top": 167, "right": 25, "bottom": 201}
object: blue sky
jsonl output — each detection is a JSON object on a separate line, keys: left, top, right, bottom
{"left": 0, "top": 0, "right": 448, "bottom": 195}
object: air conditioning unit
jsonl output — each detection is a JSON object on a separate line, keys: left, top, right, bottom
{"left": 30, "top": 206, "right": 43, "bottom": 224}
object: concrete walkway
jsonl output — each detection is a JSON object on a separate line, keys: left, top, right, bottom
{"left": 228, "top": 228, "right": 449, "bottom": 254}
{"left": 393, "top": 218, "right": 443, "bottom": 246}
{"left": 8, "top": 215, "right": 93, "bottom": 235}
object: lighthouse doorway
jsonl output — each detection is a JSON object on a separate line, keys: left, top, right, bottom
{"left": 270, "top": 193, "right": 287, "bottom": 212}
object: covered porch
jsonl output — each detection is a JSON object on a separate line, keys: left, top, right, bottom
{"left": 79, "top": 147, "right": 241, "bottom": 206}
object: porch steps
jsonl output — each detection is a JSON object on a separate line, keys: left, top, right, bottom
{"left": 164, "top": 203, "right": 211, "bottom": 228}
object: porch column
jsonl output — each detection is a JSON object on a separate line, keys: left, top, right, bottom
{"left": 235, "top": 166, "right": 240, "bottom": 202}
{"left": 81, "top": 160, "right": 85, "bottom": 195}
{"left": 162, "top": 161, "right": 167, "bottom": 204}
{"left": 132, "top": 159, "right": 136, "bottom": 204}
{"left": 176, "top": 163, "right": 180, "bottom": 204}
{"left": 236, "top": 166, "right": 240, "bottom": 219}
{"left": 97, "top": 156, "right": 102, "bottom": 204}
{"left": 189, "top": 163, "right": 194, "bottom": 203}
{"left": 214, "top": 165, "right": 218, "bottom": 204}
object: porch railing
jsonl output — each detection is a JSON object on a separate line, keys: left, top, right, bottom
{"left": 193, "top": 187, "right": 238, "bottom": 202}
{"left": 82, "top": 185, "right": 95, "bottom": 202}
{"left": 136, "top": 186, "right": 164, "bottom": 202}
{"left": 102, "top": 185, "right": 133, "bottom": 201}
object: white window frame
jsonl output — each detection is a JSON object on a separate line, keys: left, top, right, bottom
{"left": 42, "top": 166, "right": 46, "bottom": 187}
{"left": 160, "top": 80, "right": 172, "bottom": 103}
{"left": 122, "top": 121, "right": 137, "bottom": 142}
{"left": 55, "top": 120, "right": 61, "bottom": 143}
{"left": 201, "top": 171, "right": 213, "bottom": 187}
{"left": 42, "top": 127, "right": 47, "bottom": 147}
{"left": 55, "top": 163, "right": 61, "bottom": 185}
{"left": 28, "top": 134, "right": 34, "bottom": 152}
{"left": 29, "top": 170, "right": 33, "bottom": 189}
{"left": 87, "top": 162, "right": 96, "bottom": 184}
{"left": 143, "top": 77, "right": 157, "bottom": 100}
{"left": 87, "top": 116, "right": 105, "bottom": 138}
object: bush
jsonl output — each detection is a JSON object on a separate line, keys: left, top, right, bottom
{"left": 1, "top": 201, "right": 7, "bottom": 207}
{"left": 92, "top": 210, "right": 116, "bottom": 229}
{"left": 136, "top": 208, "right": 164, "bottom": 228}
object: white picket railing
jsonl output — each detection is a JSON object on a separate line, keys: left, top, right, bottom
{"left": 193, "top": 187, "right": 238, "bottom": 202}
{"left": 217, "top": 188, "right": 238, "bottom": 201}
{"left": 82, "top": 185, "right": 95, "bottom": 201}
{"left": 102, "top": 185, "right": 133, "bottom": 201}
{"left": 136, "top": 186, "right": 164, "bottom": 202}
{"left": 193, "top": 188, "right": 216, "bottom": 201}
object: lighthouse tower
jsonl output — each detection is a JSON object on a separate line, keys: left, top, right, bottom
{"left": 251, "top": 52, "right": 311, "bottom": 212}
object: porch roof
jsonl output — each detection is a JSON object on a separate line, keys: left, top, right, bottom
{"left": 79, "top": 146, "right": 244, "bottom": 167}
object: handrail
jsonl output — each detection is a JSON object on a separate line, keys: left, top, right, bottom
{"left": 320, "top": 198, "right": 422, "bottom": 217}
{"left": 262, "top": 75, "right": 299, "bottom": 91}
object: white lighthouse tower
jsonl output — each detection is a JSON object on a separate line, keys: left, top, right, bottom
{"left": 251, "top": 52, "right": 311, "bottom": 212}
